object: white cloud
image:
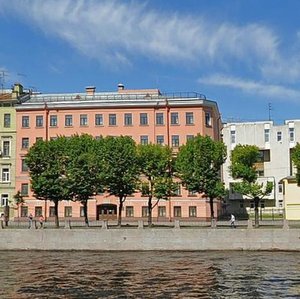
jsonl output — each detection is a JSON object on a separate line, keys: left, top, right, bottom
{"left": 198, "top": 74, "right": 300, "bottom": 102}
{"left": 0, "top": 0, "right": 280, "bottom": 69}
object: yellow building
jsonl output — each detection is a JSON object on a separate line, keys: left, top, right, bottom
{"left": 281, "top": 176, "right": 300, "bottom": 220}
{"left": 0, "top": 84, "right": 28, "bottom": 220}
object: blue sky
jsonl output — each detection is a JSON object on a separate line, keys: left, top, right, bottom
{"left": 1, "top": 0, "right": 300, "bottom": 123}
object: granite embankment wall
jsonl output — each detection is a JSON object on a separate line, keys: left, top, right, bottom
{"left": 0, "top": 228, "right": 300, "bottom": 251}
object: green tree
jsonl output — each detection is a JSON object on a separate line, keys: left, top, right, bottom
{"left": 291, "top": 143, "right": 300, "bottom": 185}
{"left": 13, "top": 191, "right": 24, "bottom": 220}
{"left": 26, "top": 137, "right": 70, "bottom": 228}
{"left": 137, "top": 143, "right": 175, "bottom": 226}
{"left": 67, "top": 134, "right": 104, "bottom": 226}
{"left": 175, "top": 135, "right": 227, "bottom": 220}
{"left": 230, "top": 144, "right": 273, "bottom": 227}
{"left": 102, "top": 136, "right": 140, "bottom": 226}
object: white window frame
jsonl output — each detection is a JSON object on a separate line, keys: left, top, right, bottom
{"left": 0, "top": 194, "right": 8, "bottom": 207}
{"left": 2, "top": 140, "right": 10, "bottom": 157}
{"left": 1, "top": 168, "right": 10, "bottom": 182}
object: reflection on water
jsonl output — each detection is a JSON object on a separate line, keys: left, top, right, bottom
{"left": 0, "top": 251, "right": 299, "bottom": 298}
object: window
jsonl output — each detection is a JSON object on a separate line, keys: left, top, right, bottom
{"left": 36, "top": 137, "right": 43, "bottom": 142}
{"left": 174, "top": 206, "right": 182, "bottom": 217}
{"left": 189, "top": 206, "right": 197, "bottom": 217}
{"left": 186, "top": 112, "right": 194, "bottom": 125}
{"left": 65, "top": 115, "right": 73, "bottom": 127}
{"left": 80, "top": 207, "right": 85, "bottom": 217}
{"left": 257, "top": 170, "right": 264, "bottom": 177}
{"left": 21, "top": 183, "right": 29, "bottom": 196}
{"left": 36, "top": 115, "right": 44, "bottom": 127}
{"left": 95, "top": 114, "right": 103, "bottom": 126}
{"left": 205, "top": 112, "right": 211, "bottom": 126}
{"left": 109, "top": 114, "right": 117, "bottom": 126}
{"left": 264, "top": 129, "right": 270, "bottom": 143}
{"left": 158, "top": 206, "right": 166, "bottom": 217}
{"left": 156, "top": 113, "right": 164, "bottom": 125}
{"left": 2, "top": 141, "right": 10, "bottom": 157}
{"left": 49, "top": 207, "right": 55, "bottom": 217}
{"left": 260, "top": 202, "right": 265, "bottom": 209}
{"left": 156, "top": 135, "right": 164, "bottom": 145}
{"left": 186, "top": 135, "right": 194, "bottom": 142}
{"left": 50, "top": 115, "right": 57, "bottom": 127}
{"left": 2, "top": 168, "right": 10, "bottom": 182}
{"left": 140, "top": 136, "right": 149, "bottom": 145}
{"left": 0, "top": 194, "right": 8, "bottom": 207}
{"left": 142, "top": 206, "right": 149, "bottom": 217}
{"left": 278, "top": 183, "right": 283, "bottom": 193}
{"left": 22, "top": 116, "right": 29, "bottom": 128}
{"left": 188, "top": 190, "right": 197, "bottom": 196}
{"left": 126, "top": 206, "right": 134, "bottom": 217}
{"left": 80, "top": 114, "right": 88, "bottom": 126}
{"left": 173, "top": 183, "right": 181, "bottom": 196}
{"left": 64, "top": 206, "right": 72, "bottom": 217}
{"left": 171, "top": 135, "right": 179, "bottom": 147}
{"left": 258, "top": 150, "right": 271, "bottom": 162}
{"left": 35, "top": 207, "right": 43, "bottom": 217}
{"left": 22, "top": 138, "right": 29, "bottom": 149}
{"left": 250, "top": 202, "right": 254, "bottom": 209}
{"left": 277, "top": 131, "right": 282, "bottom": 142}
{"left": 230, "top": 130, "right": 236, "bottom": 144}
{"left": 289, "top": 128, "right": 295, "bottom": 142}
{"left": 3, "top": 113, "right": 11, "bottom": 128}
{"left": 171, "top": 112, "right": 179, "bottom": 125}
{"left": 21, "top": 206, "right": 28, "bottom": 217}
{"left": 140, "top": 113, "right": 148, "bottom": 125}
{"left": 124, "top": 113, "right": 132, "bottom": 126}
{"left": 21, "top": 159, "right": 29, "bottom": 172}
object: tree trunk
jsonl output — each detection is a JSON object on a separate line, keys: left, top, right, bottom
{"left": 54, "top": 200, "right": 59, "bottom": 228}
{"left": 254, "top": 196, "right": 260, "bottom": 228}
{"left": 117, "top": 197, "right": 123, "bottom": 227}
{"left": 209, "top": 197, "right": 215, "bottom": 220}
{"left": 82, "top": 200, "right": 89, "bottom": 227}
{"left": 148, "top": 195, "right": 153, "bottom": 227}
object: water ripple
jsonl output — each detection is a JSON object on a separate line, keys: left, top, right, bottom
{"left": 0, "top": 251, "right": 299, "bottom": 298}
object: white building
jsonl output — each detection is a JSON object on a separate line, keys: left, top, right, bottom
{"left": 222, "top": 120, "right": 300, "bottom": 214}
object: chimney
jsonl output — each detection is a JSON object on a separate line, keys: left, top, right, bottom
{"left": 118, "top": 83, "right": 125, "bottom": 92}
{"left": 85, "top": 86, "right": 96, "bottom": 95}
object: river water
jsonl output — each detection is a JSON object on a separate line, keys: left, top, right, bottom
{"left": 1, "top": 251, "right": 299, "bottom": 299}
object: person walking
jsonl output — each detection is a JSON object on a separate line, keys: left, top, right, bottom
{"left": 39, "top": 215, "right": 44, "bottom": 229}
{"left": 230, "top": 214, "right": 236, "bottom": 228}
{"left": 28, "top": 213, "right": 33, "bottom": 229}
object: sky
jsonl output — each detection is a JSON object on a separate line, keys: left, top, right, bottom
{"left": 1, "top": 0, "right": 300, "bottom": 124}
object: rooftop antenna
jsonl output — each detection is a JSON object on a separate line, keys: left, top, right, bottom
{"left": 268, "top": 103, "right": 273, "bottom": 121}
{"left": 0, "top": 70, "right": 9, "bottom": 93}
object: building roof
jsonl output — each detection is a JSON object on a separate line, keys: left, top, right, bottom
{"left": 15, "top": 87, "right": 220, "bottom": 114}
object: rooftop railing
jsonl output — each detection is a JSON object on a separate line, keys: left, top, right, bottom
{"left": 26, "top": 91, "right": 207, "bottom": 103}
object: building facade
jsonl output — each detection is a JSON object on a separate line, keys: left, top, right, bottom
{"left": 15, "top": 85, "right": 222, "bottom": 221}
{"left": 222, "top": 120, "right": 300, "bottom": 214}
{"left": 0, "top": 84, "right": 28, "bottom": 220}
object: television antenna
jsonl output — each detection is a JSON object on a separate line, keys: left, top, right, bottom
{"left": 0, "top": 70, "right": 9, "bottom": 93}
{"left": 268, "top": 103, "right": 273, "bottom": 121}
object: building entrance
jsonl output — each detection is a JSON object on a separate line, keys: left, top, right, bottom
{"left": 97, "top": 204, "right": 117, "bottom": 220}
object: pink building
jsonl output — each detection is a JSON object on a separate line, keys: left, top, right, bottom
{"left": 15, "top": 85, "right": 221, "bottom": 222}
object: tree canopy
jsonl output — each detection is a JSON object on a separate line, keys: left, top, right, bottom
{"left": 175, "top": 135, "right": 227, "bottom": 220}
{"left": 230, "top": 144, "right": 273, "bottom": 227}
{"left": 26, "top": 137, "right": 71, "bottom": 227}
{"left": 291, "top": 143, "right": 300, "bottom": 185}
{"left": 137, "top": 143, "right": 175, "bottom": 226}
{"left": 102, "top": 136, "right": 140, "bottom": 226}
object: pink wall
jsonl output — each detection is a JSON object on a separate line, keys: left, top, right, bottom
{"left": 15, "top": 97, "right": 221, "bottom": 220}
